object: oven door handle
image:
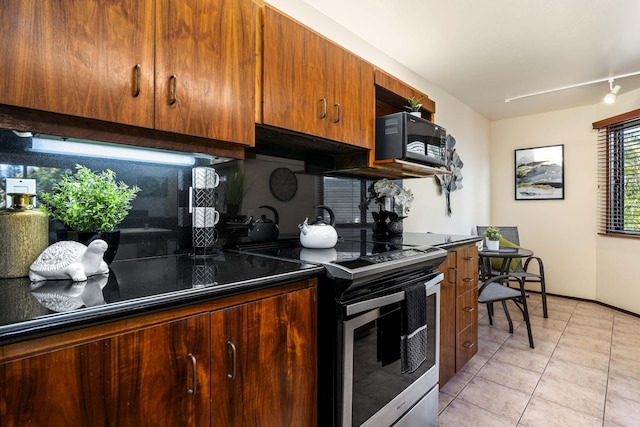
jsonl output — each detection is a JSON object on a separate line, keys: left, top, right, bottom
{"left": 345, "top": 291, "right": 405, "bottom": 317}
{"left": 425, "top": 272, "right": 444, "bottom": 293}
{"left": 344, "top": 272, "right": 443, "bottom": 316}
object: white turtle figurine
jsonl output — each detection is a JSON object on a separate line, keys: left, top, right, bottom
{"left": 29, "top": 239, "right": 109, "bottom": 282}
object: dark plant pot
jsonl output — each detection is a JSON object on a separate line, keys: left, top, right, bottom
{"left": 372, "top": 221, "right": 389, "bottom": 236}
{"left": 388, "top": 220, "right": 403, "bottom": 236}
{"left": 67, "top": 229, "right": 121, "bottom": 265}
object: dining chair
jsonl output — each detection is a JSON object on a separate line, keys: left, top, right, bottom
{"left": 476, "top": 226, "right": 548, "bottom": 318}
{"left": 478, "top": 274, "right": 534, "bottom": 348}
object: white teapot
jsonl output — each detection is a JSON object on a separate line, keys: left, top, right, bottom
{"left": 298, "top": 205, "right": 338, "bottom": 249}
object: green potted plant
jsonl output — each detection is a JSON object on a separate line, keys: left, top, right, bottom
{"left": 484, "top": 226, "right": 502, "bottom": 250}
{"left": 407, "top": 96, "right": 423, "bottom": 117}
{"left": 40, "top": 164, "right": 140, "bottom": 264}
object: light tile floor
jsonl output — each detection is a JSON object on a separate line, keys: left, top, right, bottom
{"left": 437, "top": 293, "right": 640, "bottom": 426}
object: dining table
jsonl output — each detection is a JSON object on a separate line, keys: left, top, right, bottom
{"left": 478, "top": 246, "right": 533, "bottom": 281}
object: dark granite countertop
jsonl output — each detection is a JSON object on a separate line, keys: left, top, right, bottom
{"left": 0, "top": 231, "right": 479, "bottom": 346}
{"left": 333, "top": 229, "right": 482, "bottom": 249}
{"left": 0, "top": 251, "right": 323, "bottom": 345}
{"left": 390, "top": 232, "right": 483, "bottom": 249}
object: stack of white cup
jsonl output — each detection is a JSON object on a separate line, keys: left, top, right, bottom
{"left": 191, "top": 167, "right": 220, "bottom": 254}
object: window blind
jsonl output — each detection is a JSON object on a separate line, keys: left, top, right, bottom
{"left": 594, "top": 110, "right": 640, "bottom": 235}
{"left": 322, "top": 177, "right": 368, "bottom": 225}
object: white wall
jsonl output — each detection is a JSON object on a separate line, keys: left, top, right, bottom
{"left": 593, "top": 89, "right": 640, "bottom": 313}
{"left": 265, "top": 0, "right": 492, "bottom": 236}
{"left": 490, "top": 107, "right": 598, "bottom": 300}
{"left": 491, "top": 88, "right": 640, "bottom": 313}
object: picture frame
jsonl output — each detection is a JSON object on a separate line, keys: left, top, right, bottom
{"left": 514, "top": 144, "right": 564, "bottom": 200}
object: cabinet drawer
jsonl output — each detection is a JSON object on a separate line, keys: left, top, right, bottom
{"left": 455, "top": 289, "right": 478, "bottom": 333}
{"left": 456, "top": 322, "right": 478, "bottom": 370}
{"left": 456, "top": 247, "right": 478, "bottom": 296}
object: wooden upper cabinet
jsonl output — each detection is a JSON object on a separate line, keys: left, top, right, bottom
{"left": 1, "top": 314, "right": 211, "bottom": 427}
{"left": 374, "top": 68, "right": 435, "bottom": 120}
{"left": 0, "top": 0, "right": 155, "bottom": 128}
{"left": 0, "top": 0, "right": 255, "bottom": 146}
{"left": 262, "top": 6, "right": 374, "bottom": 149}
{"left": 261, "top": 5, "right": 325, "bottom": 138}
{"left": 155, "top": 0, "right": 255, "bottom": 144}
{"left": 324, "top": 41, "right": 375, "bottom": 148}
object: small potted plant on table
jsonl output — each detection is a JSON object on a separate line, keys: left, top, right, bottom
{"left": 40, "top": 164, "right": 140, "bottom": 264}
{"left": 484, "top": 226, "right": 502, "bottom": 250}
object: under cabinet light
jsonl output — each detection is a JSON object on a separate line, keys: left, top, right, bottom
{"left": 31, "top": 137, "right": 199, "bottom": 166}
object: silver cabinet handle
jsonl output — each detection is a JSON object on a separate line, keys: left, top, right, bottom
{"left": 319, "top": 98, "right": 327, "bottom": 119}
{"left": 132, "top": 64, "right": 141, "bottom": 97}
{"left": 169, "top": 75, "right": 177, "bottom": 105}
{"left": 334, "top": 103, "right": 341, "bottom": 123}
{"left": 187, "top": 353, "right": 197, "bottom": 395}
{"left": 226, "top": 341, "right": 237, "bottom": 380}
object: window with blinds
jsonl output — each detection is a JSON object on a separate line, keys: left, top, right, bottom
{"left": 594, "top": 109, "right": 640, "bottom": 235}
{"left": 322, "top": 177, "right": 370, "bottom": 225}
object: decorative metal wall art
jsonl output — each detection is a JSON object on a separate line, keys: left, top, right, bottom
{"left": 435, "top": 135, "right": 464, "bottom": 216}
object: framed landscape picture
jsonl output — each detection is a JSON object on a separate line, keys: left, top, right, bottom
{"left": 515, "top": 144, "right": 564, "bottom": 200}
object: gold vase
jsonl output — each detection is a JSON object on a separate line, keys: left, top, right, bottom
{"left": 0, "top": 194, "right": 49, "bottom": 278}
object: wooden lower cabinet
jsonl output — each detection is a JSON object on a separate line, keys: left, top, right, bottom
{"left": 0, "top": 280, "right": 317, "bottom": 426}
{"left": 210, "top": 286, "right": 317, "bottom": 426}
{"left": 1, "top": 313, "right": 211, "bottom": 427}
{"left": 439, "top": 243, "right": 479, "bottom": 386}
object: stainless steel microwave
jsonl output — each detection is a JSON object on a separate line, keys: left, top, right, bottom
{"left": 375, "top": 112, "right": 446, "bottom": 167}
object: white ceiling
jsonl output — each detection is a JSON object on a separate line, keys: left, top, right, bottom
{"left": 304, "top": 0, "right": 640, "bottom": 121}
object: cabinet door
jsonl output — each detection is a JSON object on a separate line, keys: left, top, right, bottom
{"left": 262, "top": 6, "right": 327, "bottom": 139}
{"left": 211, "top": 287, "right": 317, "bottom": 427}
{"left": 1, "top": 314, "right": 210, "bottom": 427}
{"left": 155, "top": 0, "right": 255, "bottom": 144}
{"left": 0, "top": 0, "right": 155, "bottom": 127}
{"left": 262, "top": 6, "right": 373, "bottom": 148}
{"left": 325, "top": 43, "right": 374, "bottom": 149}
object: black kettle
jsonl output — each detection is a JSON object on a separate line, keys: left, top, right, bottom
{"left": 248, "top": 205, "right": 280, "bottom": 242}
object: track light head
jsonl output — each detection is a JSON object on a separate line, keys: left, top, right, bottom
{"left": 604, "top": 79, "right": 622, "bottom": 104}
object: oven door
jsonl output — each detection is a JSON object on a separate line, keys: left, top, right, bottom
{"left": 340, "top": 272, "right": 441, "bottom": 427}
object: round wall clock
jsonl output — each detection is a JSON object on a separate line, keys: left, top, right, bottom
{"left": 269, "top": 167, "right": 298, "bottom": 201}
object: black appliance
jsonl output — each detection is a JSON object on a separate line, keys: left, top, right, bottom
{"left": 230, "top": 234, "right": 446, "bottom": 426}
{"left": 375, "top": 112, "right": 447, "bottom": 167}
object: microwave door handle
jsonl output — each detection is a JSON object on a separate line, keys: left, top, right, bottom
{"left": 344, "top": 291, "right": 405, "bottom": 316}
